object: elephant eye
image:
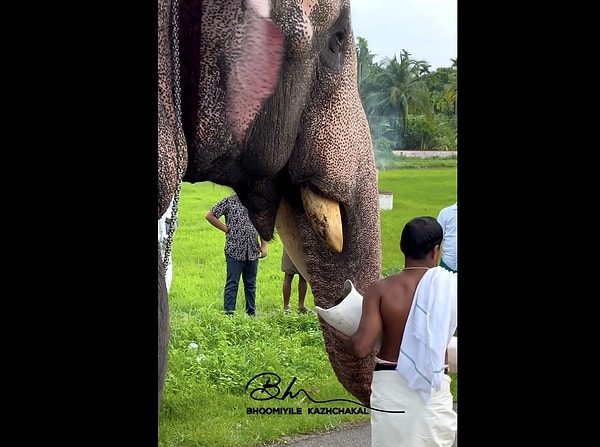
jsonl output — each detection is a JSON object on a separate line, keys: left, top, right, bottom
{"left": 329, "top": 30, "right": 346, "bottom": 54}
{"left": 321, "top": 20, "right": 350, "bottom": 70}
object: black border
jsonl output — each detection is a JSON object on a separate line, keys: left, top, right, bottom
{"left": 49, "top": 3, "right": 158, "bottom": 443}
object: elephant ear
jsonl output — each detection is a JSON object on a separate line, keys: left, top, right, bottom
{"left": 226, "top": 0, "right": 284, "bottom": 144}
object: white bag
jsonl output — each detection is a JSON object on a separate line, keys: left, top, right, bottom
{"left": 315, "top": 279, "right": 382, "bottom": 352}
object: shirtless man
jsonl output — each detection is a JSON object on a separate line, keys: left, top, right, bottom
{"left": 337, "top": 216, "right": 457, "bottom": 447}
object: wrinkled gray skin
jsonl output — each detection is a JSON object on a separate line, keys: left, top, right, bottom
{"left": 158, "top": 0, "right": 382, "bottom": 413}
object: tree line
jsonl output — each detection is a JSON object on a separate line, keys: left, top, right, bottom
{"left": 356, "top": 37, "right": 457, "bottom": 157}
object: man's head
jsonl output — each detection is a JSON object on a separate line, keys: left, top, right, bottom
{"left": 400, "top": 216, "right": 443, "bottom": 263}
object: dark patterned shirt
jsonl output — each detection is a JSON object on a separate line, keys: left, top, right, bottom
{"left": 210, "top": 194, "right": 261, "bottom": 261}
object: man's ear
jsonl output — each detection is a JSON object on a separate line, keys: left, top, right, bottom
{"left": 431, "top": 244, "right": 441, "bottom": 265}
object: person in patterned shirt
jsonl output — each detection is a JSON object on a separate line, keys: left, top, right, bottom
{"left": 205, "top": 194, "right": 267, "bottom": 316}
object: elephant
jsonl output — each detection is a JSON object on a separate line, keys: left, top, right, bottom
{"left": 158, "top": 0, "right": 382, "bottom": 414}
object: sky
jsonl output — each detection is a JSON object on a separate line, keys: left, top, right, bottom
{"left": 349, "top": 0, "right": 457, "bottom": 70}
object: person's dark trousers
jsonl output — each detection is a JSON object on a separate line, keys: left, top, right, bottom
{"left": 224, "top": 254, "right": 258, "bottom": 316}
{"left": 224, "top": 254, "right": 243, "bottom": 314}
{"left": 241, "top": 258, "right": 258, "bottom": 316}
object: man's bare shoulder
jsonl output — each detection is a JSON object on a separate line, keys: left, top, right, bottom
{"left": 367, "top": 272, "right": 411, "bottom": 294}
{"left": 381, "top": 271, "right": 412, "bottom": 285}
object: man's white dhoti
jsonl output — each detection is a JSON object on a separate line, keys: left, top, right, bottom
{"left": 371, "top": 370, "right": 456, "bottom": 447}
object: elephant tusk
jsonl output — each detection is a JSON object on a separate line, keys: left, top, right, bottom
{"left": 300, "top": 186, "right": 343, "bottom": 253}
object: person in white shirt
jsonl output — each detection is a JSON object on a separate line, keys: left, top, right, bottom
{"left": 437, "top": 202, "right": 457, "bottom": 273}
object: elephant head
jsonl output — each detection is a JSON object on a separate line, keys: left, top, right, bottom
{"left": 158, "top": 0, "right": 382, "bottom": 411}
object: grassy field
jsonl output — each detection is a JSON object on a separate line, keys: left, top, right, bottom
{"left": 159, "top": 159, "right": 457, "bottom": 447}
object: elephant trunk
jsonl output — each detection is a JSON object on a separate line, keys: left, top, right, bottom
{"left": 309, "top": 176, "right": 381, "bottom": 405}
{"left": 276, "top": 155, "right": 382, "bottom": 405}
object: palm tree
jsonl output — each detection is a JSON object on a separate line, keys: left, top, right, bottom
{"left": 444, "top": 59, "right": 457, "bottom": 116}
{"left": 364, "top": 50, "right": 433, "bottom": 145}
{"left": 356, "top": 37, "right": 375, "bottom": 91}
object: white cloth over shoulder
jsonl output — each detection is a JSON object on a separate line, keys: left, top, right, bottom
{"left": 397, "top": 266, "right": 457, "bottom": 404}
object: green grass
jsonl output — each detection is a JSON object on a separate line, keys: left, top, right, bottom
{"left": 376, "top": 154, "right": 457, "bottom": 171}
{"left": 377, "top": 166, "right": 457, "bottom": 274}
{"left": 159, "top": 161, "right": 457, "bottom": 446}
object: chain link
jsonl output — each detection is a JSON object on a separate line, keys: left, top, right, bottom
{"left": 162, "top": 0, "right": 185, "bottom": 274}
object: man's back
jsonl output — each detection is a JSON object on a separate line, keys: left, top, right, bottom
{"left": 349, "top": 267, "right": 431, "bottom": 361}
{"left": 376, "top": 269, "right": 430, "bottom": 363}
{"left": 210, "top": 194, "right": 261, "bottom": 261}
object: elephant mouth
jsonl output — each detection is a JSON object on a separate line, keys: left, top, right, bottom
{"left": 270, "top": 180, "right": 344, "bottom": 284}
{"left": 238, "top": 171, "right": 344, "bottom": 255}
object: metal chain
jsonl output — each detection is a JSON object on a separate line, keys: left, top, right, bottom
{"left": 162, "top": 0, "right": 185, "bottom": 274}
